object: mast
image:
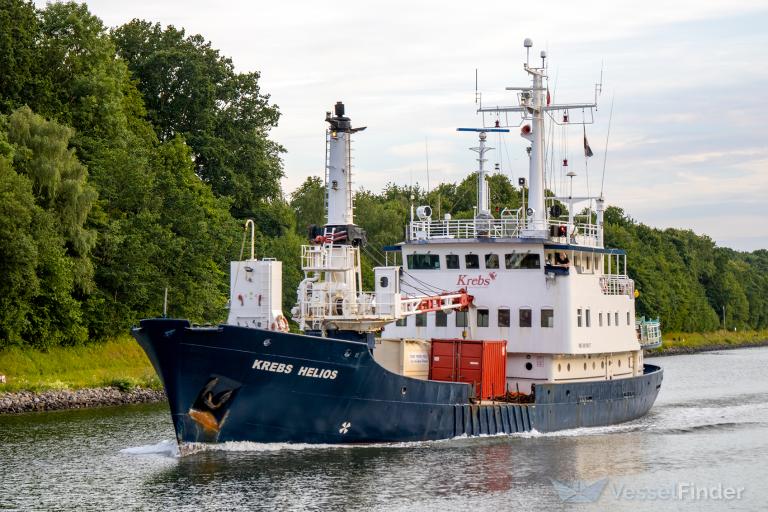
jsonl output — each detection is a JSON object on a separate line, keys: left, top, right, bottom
{"left": 525, "top": 39, "right": 547, "bottom": 232}
{"left": 456, "top": 127, "right": 510, "bottom": 219}
{"left": 477, "top": 38, "right": 601, "bottom": 242}
{"left": 325, "top": 102, "right": 364, "bottom": 226}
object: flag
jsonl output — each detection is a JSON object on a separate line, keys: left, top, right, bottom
{"left": 583, "top": 127, "right": 594, "bottom": 158}
{"left": 546, "top": 88, "right": 551, "bottom": 106}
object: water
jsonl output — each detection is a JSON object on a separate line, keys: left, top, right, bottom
{"left": 2, "top": 348, "right": 767, "bottom": 511}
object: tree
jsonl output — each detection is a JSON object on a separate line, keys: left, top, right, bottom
{"left": 7, "top": 107, "right": 97, "bottom": 291}
{"left": 0, "top": 0, "right": 38, "bottom": 114}
{"left": 111, "top": 20, "right": 284, "bottom": 223}
{"left": 0, "top": 111, "right": 90, "bottom": 347}
{"left": 290, "top": 176, "right": 326, "bottom": 235}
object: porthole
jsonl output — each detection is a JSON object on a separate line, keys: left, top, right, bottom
{"left": 263, "top": 338, "right": 272, "bottom": 347}
{"left": 401, "top": 386, "right": 407, "bottom": 396}
{"left": 525, "top": 362, "right": 533, "bottom": 371}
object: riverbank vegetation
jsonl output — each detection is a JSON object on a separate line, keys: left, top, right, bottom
{"left": 1, "top": 1, "right": 766, "bottom": 365}
{"left": 0, "top": 335, "right": 158, "bottom": 392}
{"left": 649, "top": 329, "right": 768, "bottom": 355}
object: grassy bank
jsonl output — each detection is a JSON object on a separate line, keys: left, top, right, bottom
{"left": 652, "top": 329, "right": 768, "bottom": 355}
{"left": 0, "top": 336, "right": 159, "bottom": 393}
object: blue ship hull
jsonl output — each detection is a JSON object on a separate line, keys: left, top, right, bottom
{"left": 132, "top": 318, "right": 663, "bottom": 445}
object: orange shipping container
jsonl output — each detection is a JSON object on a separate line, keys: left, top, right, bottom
{"left": 429, "top": 339, "right": 506, "bottom": 400}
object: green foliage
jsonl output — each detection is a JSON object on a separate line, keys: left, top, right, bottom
{"left": 604, "top": 207, "right": 766, "bottom": 332}
{"left": 290, "top": 176, "right": 326, "bottom": 234}
{"left": 0, "top": 335, "right": 158, "bottom": 392}
{"left": 0, "top": 0, "right": 38, "bottom": 114}
{"left": 111, "top": 20, "right": 285, "bottom": 225}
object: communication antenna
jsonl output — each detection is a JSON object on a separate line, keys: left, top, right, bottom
{"left": 600, "top": 94, "right": 615, "bottom": 197}
{"left": 524, "top": 38, "right": 533, "bottom": 66}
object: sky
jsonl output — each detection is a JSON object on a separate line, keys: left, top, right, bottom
{"left": 38, "top": 0, "right": 768, "bottom": 251}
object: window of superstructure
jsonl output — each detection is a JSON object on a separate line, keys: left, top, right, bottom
{"left": 541, "top": 309, "right": 554, "bottom": 328}
{"left": 465, "top": 254, "right": 480, "bottom": 269}
{"left": 505, "top": 252, "right": 541, "bottom": 269}
{"left": 446, "top": 254, "right": 460, "bottom": 269}
{"left": 586, "top": 255, "right": 591, "bottom": 270}
{"left": 607, "top": 312, "right": 611, "bottom": 326}
{"left": 396, "top": 317, "right": 407, "bottom": 327}
{"left": 415, "top": 313, "right": 427, "bottom": 327}
{"left": 627, "top": 311, "right": 631, "bottom": 326}
{"left": 615, "top": 312, "right": 619, "bottom": 326}
{"left": 586, "top": 309, "right": 591, "bottom": 328}
{"left": 477, "top": 309, "right": 489, "bottom": 327}
{"left": 456, "top": 311, "right": 468, "bottom": 327}
{"left": 519, "top": 308, "right": 532, "bottom": 328}
{"left": 577, "top": 308, "right": 583, "bottom": 327}
{"left": 407, "top": 253, "right": 440, "bottom": 270}
{"left": 498, "top": 308, "right": 510, "bottom": 327}
{"left": 485, "top": 254, "right": 499, "bottom": 269}
{"left": 599, "top": 312, "right": 603, "bottom": 327}
{"left": 435, "top": 310, "right": 448, "bottom": 327}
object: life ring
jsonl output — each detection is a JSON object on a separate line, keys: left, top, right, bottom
{"left": 274, "top": 315, "right": 289, "bottom": 332}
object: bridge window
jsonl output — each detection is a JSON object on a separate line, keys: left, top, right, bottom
{"left": 407, "top": 254, "right": 440, "bottom": 270}
{"left": 455, "top": 311, "right": 468, "bottom": 327}
{"left": 446, "top": 254, "right": 460, "bottom": 269}
{"left": 485, "top": 254, "right": 499, "bottom": 269}
{"left": 415, "top": 313, "right": 427, "bottom": 327}
{"left": 465, "top": 254, "right": 480, "bottom": 269}
{"left": 586, "top": 309, "right": 591, "bottom": 327}
{"left": 477, "top": 309, "right": 489, "bottom": 327}
{"left": 435, "top": 310, "right": 448, "bottom": 327}
{"left": 505, "top": 252, "right": 541, "bottom": 269}
{"left": 577, "top": 308, "right": 583, "bottom": 327}
{"left": 498, "top": 308, "right": 510, "bottom": 327}
{"left": 396, "top": 317, "right": 407, "bottom": 327}
{"left": 519, "top": 308, "right": 532, "bottom": 327}
{"left": 541, "top": 309, "right": 554, "bottom": 328}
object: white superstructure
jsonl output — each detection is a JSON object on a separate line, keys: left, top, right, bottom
{"left": 383, "top": 40, "right": 654, "bottom": 392}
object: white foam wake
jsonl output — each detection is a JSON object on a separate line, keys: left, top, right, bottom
{"left": 120, "top": 439, "right": 180, "bottom": 458}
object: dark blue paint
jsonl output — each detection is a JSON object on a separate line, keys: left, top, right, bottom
{"left": 133, "top": 319, "right": 662, "bottom": 444}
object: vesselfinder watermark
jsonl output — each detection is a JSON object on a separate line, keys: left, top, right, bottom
{"left": 551, "top": 479, "right": 746, "bottom": 503}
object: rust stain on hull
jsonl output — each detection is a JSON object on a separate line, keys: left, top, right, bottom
{"left": 189, "top": 409, "right": 221, "bottom": 432}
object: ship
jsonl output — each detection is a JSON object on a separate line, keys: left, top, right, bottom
{"left": 133, "top": 40, "right": 663, "bottom": 447}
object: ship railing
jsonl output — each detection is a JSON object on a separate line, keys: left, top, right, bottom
{"left": 408, "top": 218, "right": 600, "bottom": 246}
{"left": 547, "top": 222, "right": 601, "bottom": 247}
{"left": 301, "top": 244, "right": 356, "bottom": 271}
{"left": 599, "top": 275, "right": 635, "bottom": 297}
{"left": 636, "top": 317, "right": 662, "bottom": 349}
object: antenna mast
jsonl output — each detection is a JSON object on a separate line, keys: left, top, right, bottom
{"left": 477, "top": 38, "right": 599, "bottom": 238}
{"left": 457, "top": 127, "right": 510, "bottom": 219}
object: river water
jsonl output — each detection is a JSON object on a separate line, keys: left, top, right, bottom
{"left": 1, "top": 347, "right": 767, "bottom": 511}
